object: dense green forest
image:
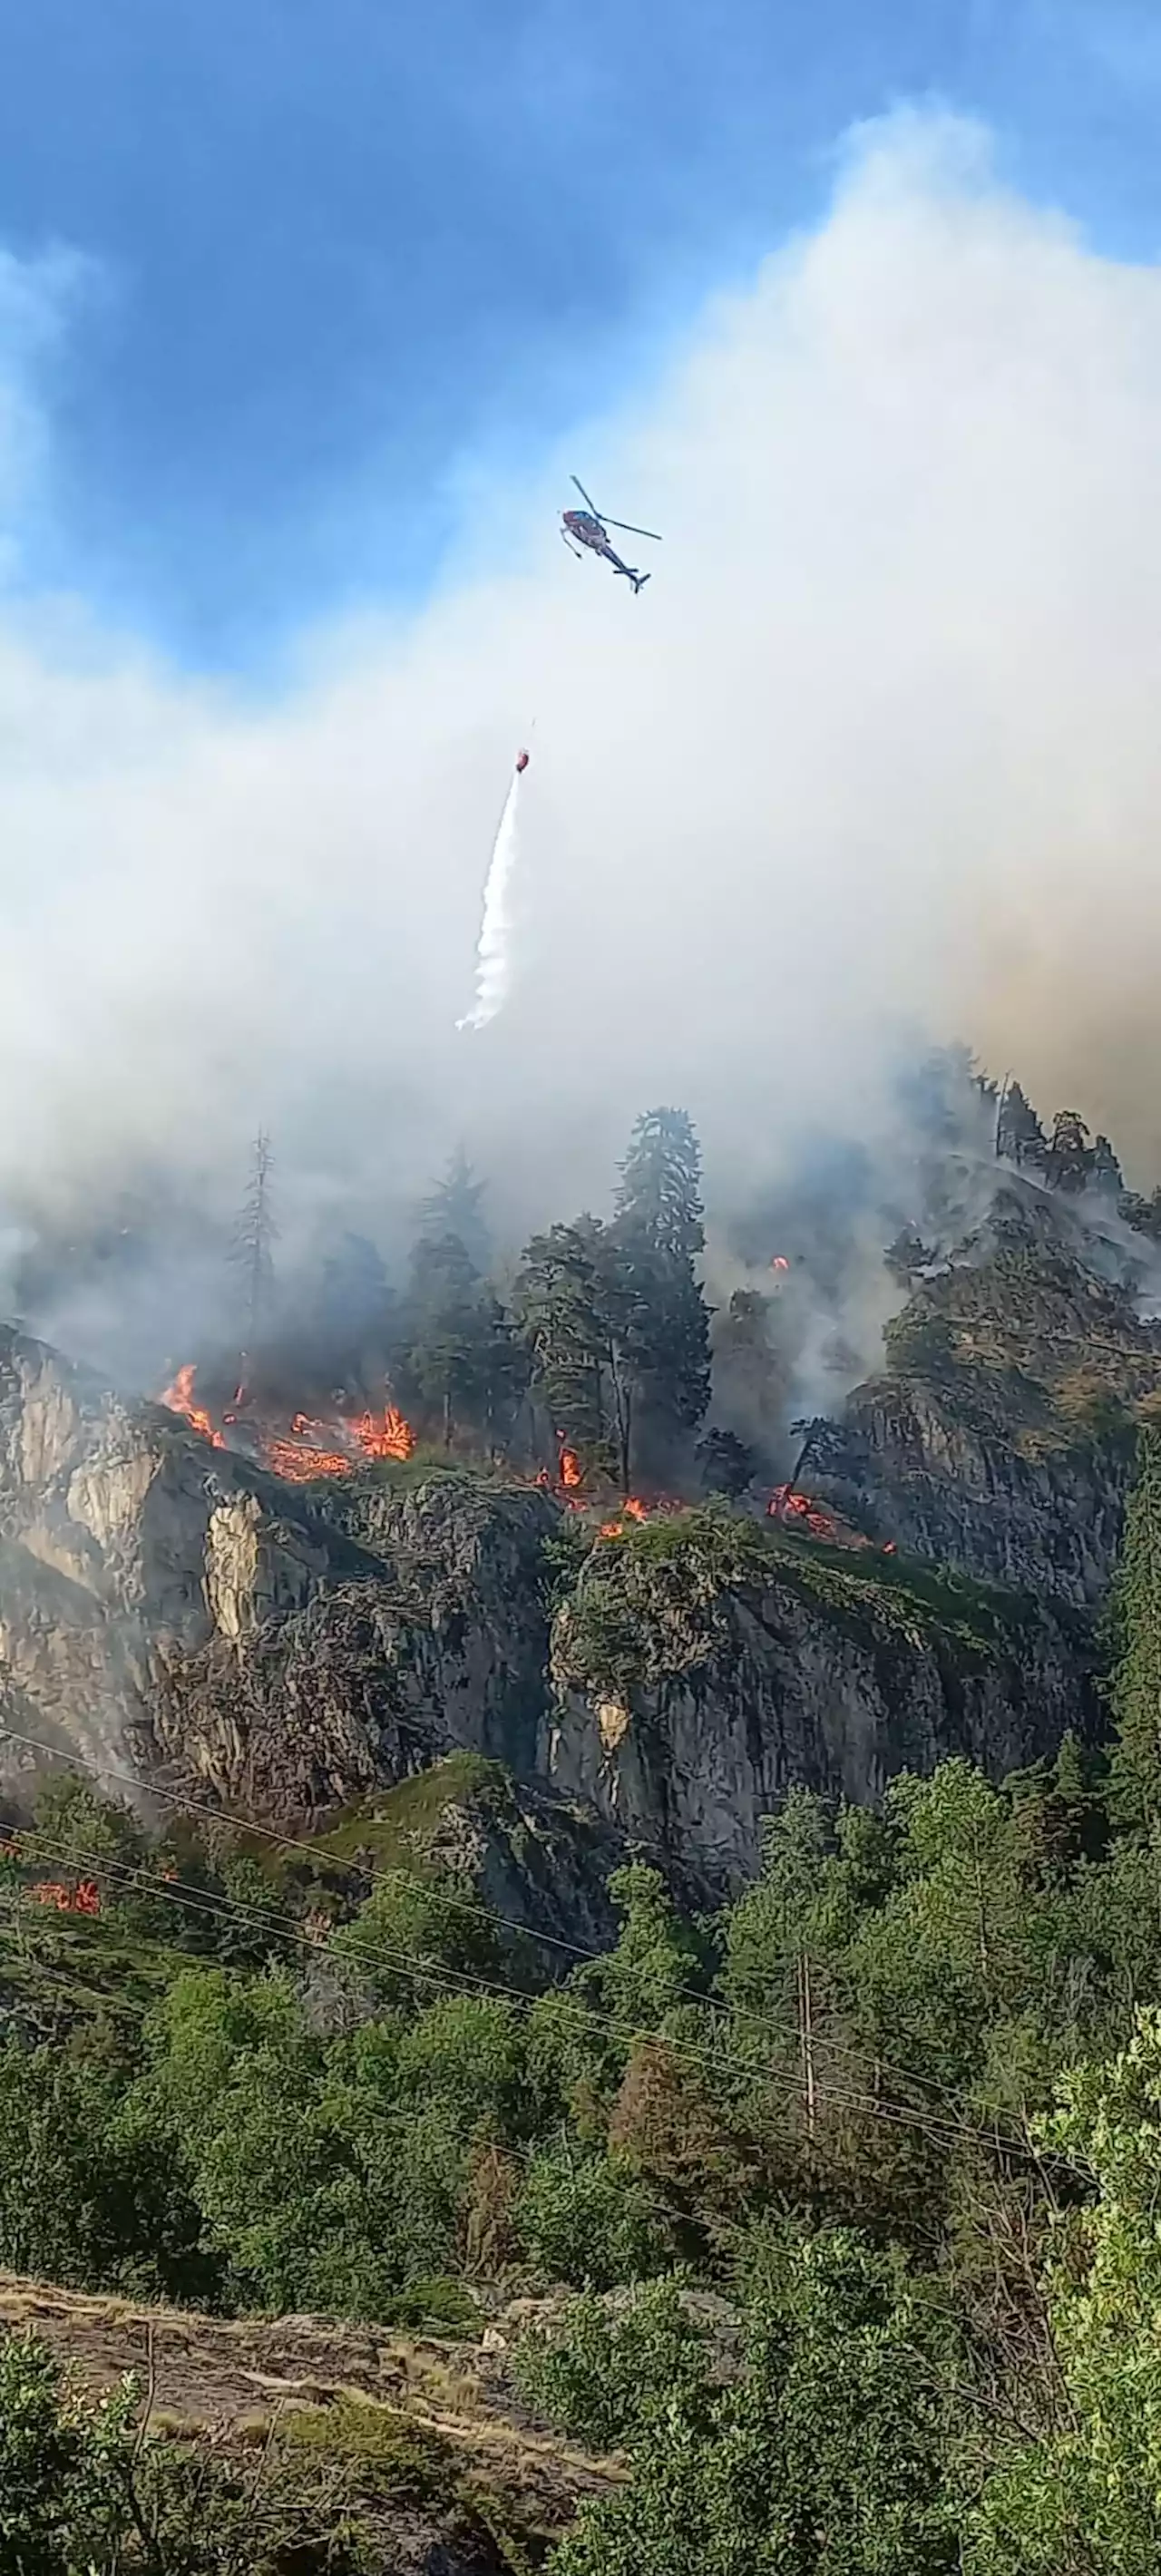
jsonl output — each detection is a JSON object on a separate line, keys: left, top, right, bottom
{"left": 3, "top": 1422, "right": 1161, "bottom": 2569}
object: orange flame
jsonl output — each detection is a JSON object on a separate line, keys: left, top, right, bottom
{"left": 356, "top": 1404, "right": 415, "bottom": 1463}
{"left": 559, "top": 1446, "right": 583, "bottom": 1492}
{"left": 159, "top": 1355, "right": 419, "bottom": 1487}
{"left": 263, "top": 1437, "right": 351, "bottom": 1483}
{"left": 259, "top": 1398, "right": 415, "bottom": 1485}
{"left": 770, "top": 1254, "right": 790, "bottom": 1273}
{"left": 158, "top": 1363, "right": 226, "bottom": 1449}
{"left": 767, "top": 1484, "right": 841, "bottom": 1542}
{"left": 29, "top": 1878, "right": 101, "bottom": 1915}
{"left": 599, "top": 1495, "right": 655, "bottom": 1538}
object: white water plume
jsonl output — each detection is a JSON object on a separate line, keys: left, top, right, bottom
{"left": 455, "top": 764, "right": 522, "bottom": 1032}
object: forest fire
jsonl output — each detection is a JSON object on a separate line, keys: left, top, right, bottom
{"left": 156, "top": 1369, "right": 415, "bottom": 1483}
{"left": 265, "top": 1402, "right": 415, "bottom": 1479}
{"left": 767, "top": 1484, "right": 842, "bottom": 1542}
{"left": 599, "top": 1496, "right": 659, "bottom": 1537}
{"left": 28, "top": 1878, "right": 101, "bottom": 1915}
{"left": 157, "top": 1363, "right": 226, "bottom": 1449}
{"left": 558, "top": 1443, "right": 583, "bottom": 1491}
{"left": 262, "top": 1436, "right": 351, "bottom": 1483}
{"left": 356, "top": 1405, "right": 415, "bottom": 1463}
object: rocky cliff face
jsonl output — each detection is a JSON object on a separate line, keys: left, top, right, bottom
{"left": 807, "top": 1375, "right": 1132, "bottom": 1607}
{"left": 802, "top": 1186, "right": 1158, "bottom": 1607}
{"left": 0, "top": 1328, "right": 566, "bottom": 1813}
{"left": 0, "top": 1325, "right": 1103, "bottom": 1902}
{"left": 543, "top": 1515, "right": 1094, "bottom": 1885}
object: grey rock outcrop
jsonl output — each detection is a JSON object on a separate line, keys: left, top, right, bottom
{"left": 806, "top": 1376, "right": 1132, "bottom": 1607}
{"left": 542, "top": 1517, "right": 1094, "bottom": 1887}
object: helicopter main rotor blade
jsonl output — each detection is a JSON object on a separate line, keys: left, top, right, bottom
{"left": 571, "top": 475, "right": 601, "bottom": 514}
{"left": 600, "top": 517, "right": 662, "bottom": 542}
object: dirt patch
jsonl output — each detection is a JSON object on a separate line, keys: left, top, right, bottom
{"left": 0, "top": 2271, "right": 620, "bottom": 2531}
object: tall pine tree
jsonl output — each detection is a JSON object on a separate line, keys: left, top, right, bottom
{"left": 1044, "top": 1107, "right": 1092, "bottom": 1192}
{"left": 615, "top": 1107, "right": 706, "bottom": 1261}
{"left": 418, "top": 1147, "right": 490, "bottom": 1272}
{"left": 403, "top": 1232, "right": 492, "bottom": 1447}
{"left": 613, "top": 1107, "right": 711, "bottom": 1478}
{"left": 401, "top": 1226, "right": 527, "bottom": 1453}
{"left": 513, "top": 1218, "right": 634, "bottom": 1484}
{"left": 995, "top": 1078, "right": 1048, "bottom": 1175}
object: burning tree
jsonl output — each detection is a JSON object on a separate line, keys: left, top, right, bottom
{"left": 514, "top": 1218, "right": 635, "bottom": 1488}
{"left": 513, "top": 1113, "right": 712, "bottom": 1494}
{"left": 1120, "top": 1184, "right": 1161, "bottom": 1244}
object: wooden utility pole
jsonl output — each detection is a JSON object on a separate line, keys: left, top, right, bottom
{"left": 799, "top": 1951, "right": 816, "bottom": 2141}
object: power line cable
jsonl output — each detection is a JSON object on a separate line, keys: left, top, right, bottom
{"left": 6, "top": 1823, "right": 1079, "bottom": 2177}
{"left": 0, "top": 1723, "right": 1020, "bottom": 2128}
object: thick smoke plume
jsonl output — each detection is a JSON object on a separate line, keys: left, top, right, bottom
{"left": 3, "top": 110, "right": 1161, "bottom": 1283}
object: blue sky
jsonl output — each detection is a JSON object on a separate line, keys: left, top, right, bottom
{"left": 1, "top": 0, "right": 1160, "bottom": 668}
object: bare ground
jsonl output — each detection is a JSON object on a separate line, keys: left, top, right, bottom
{"left": 0, "top": 2271, "right": 620, "bottom": 2538}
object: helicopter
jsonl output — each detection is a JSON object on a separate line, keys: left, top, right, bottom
{"left": 561, "top": 477, "right": 661, "bottom": 593}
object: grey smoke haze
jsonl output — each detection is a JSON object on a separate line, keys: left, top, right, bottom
{"left": 4, "top": 107, "right": 1161, "bottom": 1277}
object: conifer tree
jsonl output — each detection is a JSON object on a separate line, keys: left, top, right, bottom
{"left": 613, "top": 1108, "right": 711, "bottom": 1469}
{"left": 419, "top": 1147, "right": 490, "bottom": 1271}
{"left": 615, "top": 1107, "right": 706, "bottom": 1263}
{"left": 995, "top": 1079, "right": 1048, "bottom": 1175}
{"left": 403, "top": 1230, "right": 496, "bottom": 1446}
{"left": 1089, "top": 1133, "right": 1124, "bottom": 1195}
{"left": 1108, "top": 1423, "right": 1161, "bottom": 1827}
{"left": 513, "top": 1218, "right": 636, "bottom": 1483}
{"left": 1045, "top": 1107, "right": 1092, "bottom": 1192}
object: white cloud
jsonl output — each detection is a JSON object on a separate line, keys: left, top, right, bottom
{"left": 0, "top": 246, "right": 94, "bottom": 573}
{"left": 4, "top": 110, "right": 1161, "bottom": 1252}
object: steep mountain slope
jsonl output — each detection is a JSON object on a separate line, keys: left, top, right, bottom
{"left": 805, "top": 1185, "right": 1160, "bottom": 1603}
{"left": 0, "top": 1318, "right": 1099, "bottom": 1897}
{"left": 544, "top": 1512, "right": 1092, "bottom": 1882}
